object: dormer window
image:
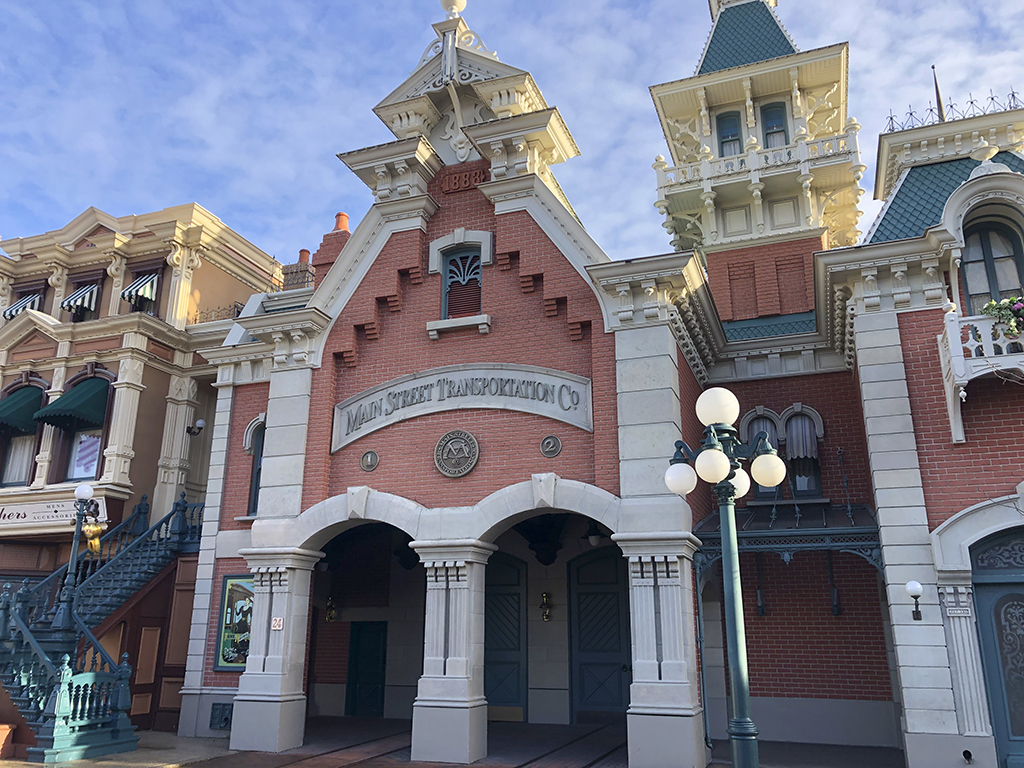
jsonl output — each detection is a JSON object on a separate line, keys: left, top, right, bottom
{"left": 443, "top": 249, "right": 482, "bottom": 319}
{"left": 961, "top": 222, "right": 1024, "bottom": 315}
{"left": 717, "top": 112, "right": 742, "bottom": 157}
{"left": 761, "top": 103, "right": 788, "bottom": 149}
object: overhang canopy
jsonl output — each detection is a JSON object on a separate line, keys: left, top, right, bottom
{"left": 33, "top": 377, "right": 110, "bottom": 430}
{"left": 0, "top": 386, "right": 44, "bottom": 434}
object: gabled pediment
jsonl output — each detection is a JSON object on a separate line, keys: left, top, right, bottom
{"left": 0, "top": 310, "right": 62, "bottom": 355}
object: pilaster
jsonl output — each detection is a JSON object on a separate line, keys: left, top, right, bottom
{"left": 164, "top": 240, "right": 203, "bottom": 330}
{"left": 613, "top": 532, "right": 708, "bottom": 768}
{"left": 152, "top": 375, "right": 199, "bottom": 516}
{"left": 31, "top": 365, "right": 66, "bottom": 488}
{"left": 100, "top": 355, "right": 146, "bottom": 486}
{"left": 256, "top": 366, "right": 312, "bottom": 518}
{"left": 409, "top": 539, "right": 495, "bottom": 764}
{"left": 178, "top": 374, "right": 233, "bottom": 739}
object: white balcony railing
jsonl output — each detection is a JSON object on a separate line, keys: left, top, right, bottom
{"left": 939, "top": 310, "right": 1024, "bottom": 442}
{"left": 655, "top": 129, "right": 858, "bottom": 195}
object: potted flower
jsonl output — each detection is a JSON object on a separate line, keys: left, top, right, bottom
{"left": 980, "top": 297, "right": 1024, "bottom": 337}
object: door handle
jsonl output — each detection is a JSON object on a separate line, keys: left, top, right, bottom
{"left": 621, "top": 664, "right": 632, "bottom": 673}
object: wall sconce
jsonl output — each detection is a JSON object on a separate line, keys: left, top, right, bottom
{"left": 325, "top": 597, "right": 337, "bottom": 623}
{"left": 905, "top": 580, "right": 923, "bottom": 621}
{"left": 581, "top": 521, "right": 607, "bottom": 548}
{"left": 185, "top": 419, "right": 206, "bottom": 437}
{"left": 540, "top": 592, "right": 552, "bottom": 622}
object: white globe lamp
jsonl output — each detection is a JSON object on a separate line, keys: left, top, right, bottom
{"left": 75, "top": 483, "right": 94, "bottom": 501}
{"left": 750, "top": 453, "right": 787, "bottom": 488}
{"left": 730, "top": 467, "right": 751, "bottom": 498}
{"left": 695, "top": 387, "right": 740, "bottom": 427}
{"left": 664, "top": 462, "right": 698, "bottom": 496}
{"left": 695, "top": 448, "right": 731, "bottom": 484}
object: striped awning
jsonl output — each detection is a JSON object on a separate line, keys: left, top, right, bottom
{"left": 61, "top": 283, "right": 99, "bottom": 313}
{"left": 2, "top": 293, "right": 42, "bottom": 321}
{"left": 121, "top": 273, "right": 158, "bottom": 304}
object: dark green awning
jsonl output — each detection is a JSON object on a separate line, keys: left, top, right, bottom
{"left": 34, "top": 378, "right": 110, "bottom": 430}
{"left": 0, "top": 386, "right": 43, "bottom": 434}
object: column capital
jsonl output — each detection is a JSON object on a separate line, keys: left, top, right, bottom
{"left": 612, "top": 531, "right": 702, "bottom": 559}
{"left": 239, "top": 546, "right": 324, "bottom": 571}
{"left": 410, "top": 539, "right": 497, "bottom": 567}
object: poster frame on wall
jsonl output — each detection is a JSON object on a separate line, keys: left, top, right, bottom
{"left": 214, "top": 574, "right": 255, "bottom": 672}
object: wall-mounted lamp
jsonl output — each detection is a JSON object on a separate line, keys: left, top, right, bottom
{"left": 905, "top": 580, "right": 923, "bottom": 621}
{"left": 581, "top": 521, "right": 607, "bottom": 548}
{"left": 185, "top": 419, "right": 206, "bottom": 437}
{"left": 540, "top": 592, "right": 552, "bottom": 622}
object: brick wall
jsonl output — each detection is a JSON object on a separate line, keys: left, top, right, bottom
{"left": 900, "top": 309, "right": 1024, "bottom": 529}
{"left": 298, "top": 160, "right": 618, "bottom": 512}
{"left": 719, "top": 551, "right": 892, "bottom": 700}
{"left": 705, "top": 235, "right": 822, "bottom": 322}
{"left": 727, "top": 371, "right": 873, "bottom": 510}
{"left": 219, "top": 382, "right": 270, "bottom": 531}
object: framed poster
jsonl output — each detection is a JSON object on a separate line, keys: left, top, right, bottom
{"left": 215, "top": 575, "right": 254, "bottom": 671}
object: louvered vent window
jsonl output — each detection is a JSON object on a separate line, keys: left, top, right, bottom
{"left": 444, "top": 249, "right": 482, "bottom": 319}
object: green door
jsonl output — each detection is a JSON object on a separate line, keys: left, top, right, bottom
{"left": 345, "top": 621, "right": 387, "bottom": 717}
{"left": 973, "top": 529, "right": 1024, "bottom": 768}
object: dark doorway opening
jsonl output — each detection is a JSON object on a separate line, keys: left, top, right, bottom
{"left": 346, "top": 621, "right": 388, "bottom": 718}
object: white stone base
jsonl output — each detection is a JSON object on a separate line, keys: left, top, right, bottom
{"left": 177, "top": 690, "right": 238, "bottom": 739}
{"left": 229, "top": 697, "right": 306, "bottom": 752}
{"left": 410, "top": 701, "right": 487, "bottom": 763}
{"left": 904, "top": 732, "right": 997, "bottom": 768}
{"left": 627, "top": 711, "right": 709, "bottom": 768}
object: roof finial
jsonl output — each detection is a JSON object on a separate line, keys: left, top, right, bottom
{"left": 932, "top": 65, "right": 947, "bottom": 123}
{"left": 441, "top": 0, "right": 467, "bottom": 19}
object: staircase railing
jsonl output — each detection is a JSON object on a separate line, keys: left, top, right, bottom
{"left": 0, "top": 583, "right": 58, "bottom": 726}
{"left": 27, "top": 493, "right": 202, "bottom": 627}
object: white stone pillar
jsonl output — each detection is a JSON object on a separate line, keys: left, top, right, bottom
{"left": 101, "top": 355, "right": 146, "bottom": 486}
{"left": 409, "top": 540, "right": 495, "bottom": 764}
{"left": 614, "top": 532, "right": 707, "bottom": 768}
{"left": 164, "top": 241, "right": 203, "bottom": 330}
{"left": 31, "top": 361, "right": 67, "bottom": 488}
{"left": 178, "top": 369, "right": 233, "bottom": 738}
{"left": 231, "top": 547, "right": 322, "bottom": 753}
{"left": 152, "top": 374, "right": 199, "bottom": 516}
{"left": 256, "top": 367, "right": 312, "bottom": 518}
{"left": 938, "top": 584, "right": 993, "bottom": 737}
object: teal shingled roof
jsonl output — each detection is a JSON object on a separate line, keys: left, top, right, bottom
{"left": 868, "top": 152, "right": 1024, "bottom": 244}
{"left": 697, "top": 1, "right": 797, "bottom": 76}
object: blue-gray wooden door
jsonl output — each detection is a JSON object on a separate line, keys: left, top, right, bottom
{"left": 569, "top": 546, "right": 630, "bottom": 722}
{"left": 973, "top": 529, "right": 1024, "bottom": 768}
{"left": 345, "top": 621, "right": 387, "bottom": 718}
{"left": 485, "top": 552, "right": 528, "bottom": 719}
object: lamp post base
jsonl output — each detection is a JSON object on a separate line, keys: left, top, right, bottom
{"left": 728, "top": 716, "right": 759, "bottom": 768}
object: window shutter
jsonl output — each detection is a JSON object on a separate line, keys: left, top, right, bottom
{"left": 444, "top": 251, "right": 483, "bottom": 319}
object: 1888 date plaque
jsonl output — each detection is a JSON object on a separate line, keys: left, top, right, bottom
{"left": 434, "top": 430, "right": 480, "bottom": 478}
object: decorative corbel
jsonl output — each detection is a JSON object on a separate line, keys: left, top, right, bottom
{"left": 922, "top": 258, "right": 946, "bottom": 305}
{"left": 790, "top": 69, "right": 803, "bottom": 119}
{"left": 701, "top": 191, "right": 718, "bottom": 241}
{"left": 290, "top": 330, "right": 309, "bottom": 366}
{"left": 743, "top": 78, "right": 755, "bottom": 129}
{"left": 106, "top": 251, "right": 127, "bottom": 316}
{"left": 271, "top": 332, "right": 289, "bottom": 369}
{"left": 374, "top": 164, "right": 393, "bottom": 201}
{"left": 698, "top": 88, "right": 711, "bottom": 136}
{"left": 748, "top": 181, "right": 766, "bottom": 234}
{"left": 615, "top": 283, "right": 634, "bottom": 323}
{"left": 861, "top": 268, "right": 880, "bottom": 312}
{"left": 489, "top": 140, "right": 508, "bottom": 180}
{"left": 47, "top": 264, "right": 68, "bottom": 309}
{"left": 0, "top": 273, "right": 12, "bottom": 319}
{"left": 891, "top": 263, "right": 911, "bottom": 308}
{"left": 641, "top": 279, "right": 661, "bottom": 320}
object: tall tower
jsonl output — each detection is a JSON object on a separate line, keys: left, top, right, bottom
{"left": 650, "top": 0, "right": 865, "bottom": 254}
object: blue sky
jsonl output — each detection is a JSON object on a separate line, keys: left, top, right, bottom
{"left": 1, "top": 0, "right": 1022, "bottom": 264}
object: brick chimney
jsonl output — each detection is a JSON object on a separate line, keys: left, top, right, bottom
{"left": 282, "top": 249, "right": 316, "bottom": 290}
{"left": 312, "top": 212, "right": 352, "bottom": 288}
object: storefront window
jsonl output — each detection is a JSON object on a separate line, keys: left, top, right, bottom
{"left": 67, "top": 429, "right": 103, "bottom": 481}
{"left": 1, "top": 434, "right": 36, "bottom": 486}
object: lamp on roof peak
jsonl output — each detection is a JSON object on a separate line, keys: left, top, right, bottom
{"left": 442, "top": 0, "right": 467, "bottom": 19}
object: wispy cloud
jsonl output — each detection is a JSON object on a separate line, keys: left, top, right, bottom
{"left": 0, "top": 0, "right": 1021, "bottom": 262}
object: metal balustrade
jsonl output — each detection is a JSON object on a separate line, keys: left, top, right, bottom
{"left": 0, "top": 492, "right": 203, "bottom": 762}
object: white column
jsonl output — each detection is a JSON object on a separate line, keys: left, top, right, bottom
{"left": 31, "top": 362, "right": 67, "bottom": 488}
{"left": 938, "top": 584, "right": 993, "bottom": 737}
{"left": 409, "top": 540, "right": 495, "bottom": 764}
{"left": 152, "top": 374, "right": 198, "bottom": 516}
{"left": 178, "top": 370, "right": 233, "bottom": 738}
{"left": 231, "top": 547, "right": 322, "bottom": 753}
{"left": 614, "top": 532, "right": 706, "bottom": 768}
{"left": 101, "top": 355, "right": 146, "bottom": 487}
{"left": 256, "top": 367, "right": 312, "bottom": 518}
{"left": 164, "top": 241, "right": 203, "bottom": 330}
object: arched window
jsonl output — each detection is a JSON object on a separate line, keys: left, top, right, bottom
{"left": 717, "top": 112, "right": 742, "bottom": 157}
{"left": 0, "top": 386, "right": 43, "bottom": 486}
{"left": 749, "top": 415, "right": 780, "bottom": 498}
{"left": 961, "top": 222, "right": 1024, "bottom": 315}
{"left": 32, "top": 376, "right": 112, "bottom": 483}
{"left": 761, "top": 103, "right": 788, "bottom": 149}
{"left": 248, "top": 424, "right": 265, "bottom": 517}
{"left": 785, "top": 413, "right": 820, "bottom": 498}
{"left": 443, "top": 248, "right": 482, "bottom": 319}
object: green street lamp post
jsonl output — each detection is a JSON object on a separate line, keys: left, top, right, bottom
{"left": 663, "top": 387, "right": 787, "bottom": 768}
{"left": 51, "top": 483, "right": 100, "bottom": 632}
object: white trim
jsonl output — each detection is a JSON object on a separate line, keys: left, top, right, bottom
{"left": 932, "top": 482, "right": 1024, "bottom": 578}
{"left": 428, "top": 228, "right": 493, "bottom": 275}
{"left": 779, "top": 403, "right": 825, "bottom": 438}
{"left": 738, "top": 406, "right": 782, "bottom": 443}
{"left": 242, "top": 413, "right": 266, "bottom": 454}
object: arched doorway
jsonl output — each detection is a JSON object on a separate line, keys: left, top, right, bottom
{"left": 306, "top": 522, "right": 424, "bottom": 721}
{"left": 972, "top": 527, "right": 1024, "bottom": 767}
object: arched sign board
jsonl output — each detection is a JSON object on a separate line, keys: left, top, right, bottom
{"left": 332, "top": 363, "right": 593, "bottom": 451}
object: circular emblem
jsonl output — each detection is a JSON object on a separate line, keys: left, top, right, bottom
{"left": 360, "top": 451, "right": 380, "bottom": 472}
{"left": 540, "top": 435, "right": 562, "bottom": 458}
{"left": 434, "top": 430, "right": 480, "bottom": 478}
